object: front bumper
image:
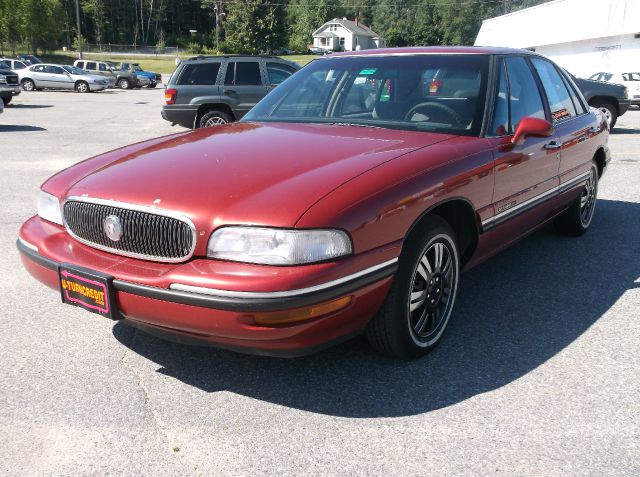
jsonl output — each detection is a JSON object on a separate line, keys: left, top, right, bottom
{"left": 89, "top": 83, "right": 108, "bottom": 91}
{"left": 0, "top": 84, "right": 20, "bottom": 97}
{"left": 18, "top": 216, "right": 398, "bottom": 356}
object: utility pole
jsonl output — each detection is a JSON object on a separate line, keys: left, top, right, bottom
{"left": 75, "top": 0, "right": 83, "bottom": 59}
{"left": 214, "top": 2, "right": 225, "bottom": 53}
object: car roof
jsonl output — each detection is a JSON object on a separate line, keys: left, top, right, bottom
{"left": 328, "top": 46, "right": 537, "bottom": 58}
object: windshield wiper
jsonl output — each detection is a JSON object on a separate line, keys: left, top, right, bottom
{"left": 326, "top": 122, "right": 384, "bottom": 129}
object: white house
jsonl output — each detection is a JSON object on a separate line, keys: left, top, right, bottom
{"left": 312, "top": 18, "right": 386, "bottom": 52}
{"left": 474, "top": 0, "right": 640, "bottom": 77}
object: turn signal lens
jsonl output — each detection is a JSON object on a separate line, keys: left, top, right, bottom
{"left": 165, "top": 88, "right": 177, "bottom": 105}
{"left": 253, "top": 296, "right": 352, "bottom": 326}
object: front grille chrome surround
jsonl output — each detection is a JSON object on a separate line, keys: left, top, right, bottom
{"left": 62, "top": 196, "right": 197, "bottom": 263}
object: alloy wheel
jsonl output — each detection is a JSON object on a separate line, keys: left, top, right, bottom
{"left": 205, "top": 116, "right": 227, "bottom": 127}
{"left": 408, "top": 239, "right": 457, "bottom": 342}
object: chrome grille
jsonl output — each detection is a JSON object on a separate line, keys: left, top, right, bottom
{"left": 6, "top": 74, "right": 18, "bottom": 85}
{"left": 63, "top": 199, "right": 196, "bottom": 262}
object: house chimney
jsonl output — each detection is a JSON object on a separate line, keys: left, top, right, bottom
{"left": 355, "top": 17, "right": 359, "bottom": 26}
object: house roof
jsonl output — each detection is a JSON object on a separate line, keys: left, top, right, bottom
{"left": 315, "top": 32, "right": 338, "bottom": 38}
{"left": 313, "top": 18, "right": 381, "bottom": 38}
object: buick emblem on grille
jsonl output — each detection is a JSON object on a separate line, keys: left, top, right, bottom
{"left": 103, "top": 215, "right": 123, "bottom": 242}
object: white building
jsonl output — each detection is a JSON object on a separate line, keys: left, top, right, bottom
{"left": 312, "top": 18, "right": 386, "bottom": 52}
{"left": 475, "top": 0, "right": 640, "bottom": 77}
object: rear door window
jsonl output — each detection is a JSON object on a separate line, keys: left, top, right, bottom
{"left": 86, "top": 62, "right": 97, "bottom": 70}
{"left": 75, "top": 61, "right": 84, "bottom": 68}
{"left": 177, "top": 62, "right": 220, "bottom": 85}
{"left": 225, "top": 61, "right": 262, "bottom": 86}
{"left": 99, "top": 63, "right": 107, "bottom": 72}
{"left": 531, "top": 58, "right": 577, "bottom": 122}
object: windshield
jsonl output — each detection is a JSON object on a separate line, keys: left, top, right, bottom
{"left": 133, "top": 64, "right": 143, "bottom": 71}
{"left": 243, "top": 54, "right": 489, "bottom": 136}
{"left": 0, "top": 61, "right": 10, "bottom": 69}
{"left": 62, "top": 65, "right": 88, "bottom": 75}
{"left": 622, "top": 73, "right": 640, "bottom": 81}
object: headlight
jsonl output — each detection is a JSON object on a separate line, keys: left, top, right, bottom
{"left": 37, "top": 190, "right": 63, "bottom": 225}
{"left": 207, "top": 227, "right": 352, "bottom": 265}
{"left": 0, "top": 75, "right": 6, "bottom": 84}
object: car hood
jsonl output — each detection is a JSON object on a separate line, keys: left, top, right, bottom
{"left": 62, "top": 122, "right": 453, "bottom": 232}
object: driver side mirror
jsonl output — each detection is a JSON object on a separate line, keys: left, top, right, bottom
{"left": 511, "top": 117, "right": 554, "bottom": 146}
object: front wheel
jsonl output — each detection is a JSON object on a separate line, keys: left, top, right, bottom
{"left": 21, "top": 79, "right": 35, "bottom": 92}
{"left": 147, "top": 82, "right": 157, "bottom": 88}
{"left": 554, "top": 163, "right": 599, "bottom": 236}
{"left": 75, "top": 81, "right": 90, "bottom": 93}
{"left": 117, "top": 78, "right": 130, "bottom": 89}
{"left": 366, "top": 216, "right": 460, "bottom": 359}
{"left": 2, "top": 96, "right": 11, "bottom": 105}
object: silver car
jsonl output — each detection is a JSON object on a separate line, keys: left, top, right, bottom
{"left": 18, "top": 64, "right": 110, "bottom": 93}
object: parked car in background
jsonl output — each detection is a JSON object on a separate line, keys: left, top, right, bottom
{"left": 0, "top": 58, "right": 28, "bottom": 71}
{"left": 0, "top": 63, "right": 21, "bottom": 105}
{"left": 162, "top": 55, "right": 300, "bottom": 128}
{"left": 16, "top": 54, "right": 43, "bottom": 65}
{"left": 588, "top": 71, "right": 640, "bottom": 106}
{"left": 18, "top": 47, "right": 610, "bottom": 359}
{"left": 18, "top": 64, "right": 110, "bottom": 93}
{"left": 73, "top": 60, "right": 137, "bottom": 89}
{"left": 570, "top": 72, "right": 629, "bottom": 128}
{"left": 308, "top": 46, "right": 329, "bottom": 55}
{"left": 119, "top": 62, "right": 162, "bottom": 88}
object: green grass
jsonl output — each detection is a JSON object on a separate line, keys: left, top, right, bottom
{"left": 40, "top": 52, "right": 317, "bottom": 75}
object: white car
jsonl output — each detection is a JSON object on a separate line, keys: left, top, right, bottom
{"left": 589, "top": 71, "right": 640, "bottom": 105}
{"left": 18, "top": 64, "right": 110, "bottom": 93}
{"left": 0, "top": 58, "right": 28, "bottom": 71}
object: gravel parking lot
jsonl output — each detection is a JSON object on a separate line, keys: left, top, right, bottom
{"left": 1, "top": 88, "right": 639, "bottom": 476}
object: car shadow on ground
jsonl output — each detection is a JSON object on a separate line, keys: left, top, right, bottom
{"left": 113, "top": 199, "right": 640, "bottom": 417}
{"left": 0, "top": 125, "right": 47, "bottom": 132}
{"left": 6, "top": 104, "right": 53, "bottom": 109}
{"left": 611, "top": 127, "right": 640, "bottom": 135}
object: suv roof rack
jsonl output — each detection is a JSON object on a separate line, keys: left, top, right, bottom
{"left": 186, "top": 54, "right": 278, "bottom": 61}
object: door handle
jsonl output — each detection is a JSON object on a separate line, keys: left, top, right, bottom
{"left": 223, "top": 89, "right": 236, "bottom": 94}
{"left": 588, "top": 126, "right": 600, "bottom": 134}
{"left": 544, "top": 141, "right": 561, "bottom": 150}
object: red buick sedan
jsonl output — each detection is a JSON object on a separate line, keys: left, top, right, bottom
{"left": 18, "top": 47, "right": 609, "bottom": 358}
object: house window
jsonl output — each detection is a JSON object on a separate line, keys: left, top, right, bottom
{"left": 340, "top": 38, "right": 345, "bottom": 47}
{"left": 329, "top": 24, "right": 339, "bottom": 32}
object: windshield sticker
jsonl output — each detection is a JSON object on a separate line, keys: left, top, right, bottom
{"left": 359, "top": 68, "right": 378, "bottom": 75}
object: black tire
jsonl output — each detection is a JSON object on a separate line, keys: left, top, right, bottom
{"left": 554, "top": 163, "right": 599, "bottom": 236}
{"left": 75, "top": 81, "right": 90, "bottom": 93}
{"left": 590, "top": 99, "right": 617, "bottom": 128}
{"left": 21, "top": 78, "right": 35, "bottom": 92}
{"left": 147, "top": 82, "right": 157, "bottom": 88}
{"left": 2, "top": 96, "right": 11, "bottom": 105}
{"left": 117, "top": 78, "right": 130, "bottom": 89}
{"left": 198, "top": 109, "right": 233, "bottom": 128}
{"left": 366, "top": 216, "right": 460, "bottom": 359}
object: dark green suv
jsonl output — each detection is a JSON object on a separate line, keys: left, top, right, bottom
{"left": 162, "top": 55, "right": 300, "bottom": 128}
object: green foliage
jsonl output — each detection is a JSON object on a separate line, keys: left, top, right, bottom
{"left": 0, "top": 0, "right": 551, "bottom": 55}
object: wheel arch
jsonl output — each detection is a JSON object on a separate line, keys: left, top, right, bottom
{"left": 405, "top": 197, "right": 480, "bottom": 267}
{"left": 196, "top": 103, "right": 236, "bottom": 122}
{"left": 594, "top": 146, "right": 607, "bottom": 178}
{"left": 588, "top": 96, "right": 620, "bottom": 114}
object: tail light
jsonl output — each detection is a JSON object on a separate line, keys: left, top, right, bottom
{"left": 165, "top": 88, "right": 177, "bottom": 105}
{"left": 429, "top": 80, "right": 442, "bottom": 95}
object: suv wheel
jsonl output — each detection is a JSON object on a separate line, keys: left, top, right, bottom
{"left": 590, "top": 99, "right": 617, "bottom": 128}
{"left": 147, "top": 82, "right": 157, "bottom": 89}
{"left": 366, "top": 216, "right": 460, "bottom": 359}
{"left": 117, "top": 78, "right": 130, "bottom": 89}
{"left": 2, "top": 96, "right": 11, "bottom": 105}
{"left": 21, "top": 79, "right": 35, "bottom": 92}
{"left": 198, "top": 109, "right": 233, "bottom": 128}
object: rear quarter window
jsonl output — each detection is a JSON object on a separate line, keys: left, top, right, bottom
{"left": 177, "top": 63, "right": 221, "bottom": 85}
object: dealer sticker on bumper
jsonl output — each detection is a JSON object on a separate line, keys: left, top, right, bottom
{"left": 59, "top": 265, "right": 120, "bottom": 320}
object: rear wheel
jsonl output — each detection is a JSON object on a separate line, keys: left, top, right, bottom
{"left": 2, "top": 96, "right": 11, "bottom": 105}
{"left": 590, "top": 99, "right": 617, "bottom": 128}
{"left": 75, "top": 81, "right": 90, "bottom": 93}
{"left": 21, "top": 78, "right": 35, "bottom": 92}
{"left": 366, "top": 216, "right": 460, "bottom": 359}
{"left": 198, "top": 109, "right": 233, "bottom": 128}
{"left": 117, "top": 78, "right": 130, "bottom": 89}
{"left": 554, "top": 163, "right": 598, "bottom": 236}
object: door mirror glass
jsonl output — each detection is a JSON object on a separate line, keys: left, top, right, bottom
{"left": 511, "top": 117, "right": 553, "bottom": 146}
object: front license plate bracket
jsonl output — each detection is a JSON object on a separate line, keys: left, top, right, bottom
{"left": 58, "top": 264, "right": 122, "bottom": 320}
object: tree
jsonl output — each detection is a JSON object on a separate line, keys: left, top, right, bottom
{"left": 287, "top": 0, "right": 340, "bottom": 52}
{"left": 224, "top": 0, "right": 286, "bottom": 54}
